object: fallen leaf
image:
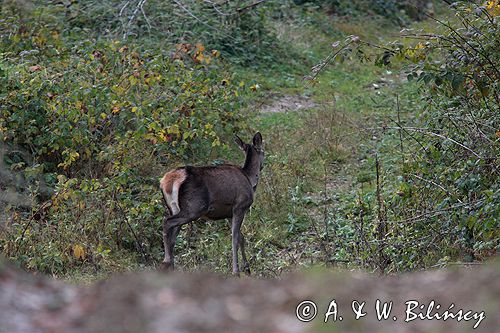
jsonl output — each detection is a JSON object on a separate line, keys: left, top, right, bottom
{"left": 73, "top": 244, "right": 85, "bottom": 260}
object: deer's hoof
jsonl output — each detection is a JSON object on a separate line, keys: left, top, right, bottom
{"left": 160, "top": 261, "right": 174, "bottom": 272}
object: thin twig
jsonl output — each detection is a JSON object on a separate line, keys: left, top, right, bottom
{"left": 421, "top": 11, "right": 500, "bottom": 77}
{"left": 171, "top": 0, "right": 236, "bottom": 41}
{"left": 365, "top": 126, "right": 483, "bottom": 159}
{"left": 386, "top": 200, "right": 484, "bottom": 225}
{"left": 123, "top": 0, "right": 148, "bottom": 39}
{"left": 202, "top": 0, "right": 230, "bottom": 16}
{"left": 115, "top": 196, "right": 149, "bottom": 262}
{"left": 396, "top": 94, "right": 404, "bottom": 162}
{"left": 237, "top": 0, "right": 267, "bottom": 14}
{"left": 305, "top": 37, "right": 358, "bottom": 84}
{"left": 119, "top": 0, "right": 131, "bottom": 17}
{"left": 411, "top": 174, "right": 463, "bottom": 204}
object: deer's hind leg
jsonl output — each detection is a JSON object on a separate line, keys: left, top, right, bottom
{"left": 162, "top": 213, "right": 195, "bottom": 270}
{"left": 162, "top": 219, "right": 181, "bottom": 270}
{"left": 162, "top": 190, "right": 209, "bottom": 271}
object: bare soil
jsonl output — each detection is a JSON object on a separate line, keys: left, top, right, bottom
{"left": 260, "top": 94, "right": 317, "bottom": 113}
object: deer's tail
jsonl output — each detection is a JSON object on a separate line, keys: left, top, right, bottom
{"left": 159, "top": 169, "right": 187, "bottom": 216}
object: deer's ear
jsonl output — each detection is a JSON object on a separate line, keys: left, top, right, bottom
{"left": 234, "top": 135, "right": 246, "bottom": 150}
{"left": 253, "top": 132, "right": 262, "bottom": 148}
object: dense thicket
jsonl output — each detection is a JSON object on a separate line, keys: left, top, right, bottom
{"left": 1, "top": 0, "right": 256, "bottom": 272}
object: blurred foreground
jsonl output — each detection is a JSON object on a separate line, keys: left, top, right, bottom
{"left": 1, "top": 258, "right": 498, "bottom": 333}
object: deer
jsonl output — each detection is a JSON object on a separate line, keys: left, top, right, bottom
{"left": 159, "top": 132, "right": 264, "bottom": 276}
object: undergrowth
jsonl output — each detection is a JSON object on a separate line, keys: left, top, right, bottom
{"left": 0, "top": 0, "right": 498, "bottom": 280}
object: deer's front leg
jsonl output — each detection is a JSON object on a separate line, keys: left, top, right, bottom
{"left": 239, "top": 232, "right": 250, "bottom": 275}
{"left": 231, "top": 209, "right": 246, "bottom": 276}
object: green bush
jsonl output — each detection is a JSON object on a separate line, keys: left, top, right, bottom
{"left": 0, "top": 12, "right": 248, "bottom": 274}
{"left": 339, "top": 1, "right": 499, "bottom": 270}
{"left": 396, "top": 1, "right": 499, "bottom": 256}
{"left": 294, "top": 0, "right": 435, "bottom": 25}
{"left": 1, "top": 0, "right": 284, "bottom": 65}
{"left": 301, "top": 1, "right": 498, "bottom": 272}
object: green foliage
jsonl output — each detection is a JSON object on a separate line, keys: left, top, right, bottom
{"left": 1, "top": 0, "right": 285, "bottom": 65}
{"left": 383, "top": 1, "right": 499, "bottom": 256}
{"left": 329, "top": 1, "right": 500, "bottom": 271}
{"left": 0, "top": 11, "right": 248, "bottom": 274}
{"left": 1, "top": 42, "right": 244, "bottom": 165}
{"left": 1, "top": 0, "right": 497, "bottom": 279}
{"left": 279, "top": 1, "right": 499, "bottom": 273}
{"left": 294, "top": 0, "right": 436, "bottom": 25}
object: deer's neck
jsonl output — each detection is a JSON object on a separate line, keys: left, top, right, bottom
{"left": 242, "top": 149, "right": 260, "bottom": 190}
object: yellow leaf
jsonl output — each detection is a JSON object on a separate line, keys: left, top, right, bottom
{"left": 405, "top": 49, "right": 415, "bottom": 57}
{"left": 196, "top": 43, "right": 205, "bottom": 52}
{"left": 196, "top": 52, "right": 205, "bottom": 63}
{"left": 131, "top": 106, "right": 138, "bottom": 113}
{"left": 167, "top": 125, "right": 180, "bottom": 136}
{"left": 129, "top": 75, "right": 138, "bottom": 86}
{"left": 78, "top": 201, "right": 86, "bottom": 210}
{"left": 73, "top": 244, "right": 85, "bottom": 260}
{"left": 56, "top": 174, "right": 66, "bottom": 184}
{"left": 414, "top": 42, "right": 425, "bottom": 50}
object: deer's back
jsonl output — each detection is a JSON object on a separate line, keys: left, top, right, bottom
{"left": 185, "top": 165, "right": 253, "bottom": 202}
{"left": 161, "top": 165, "right": 254, "bottom": 220}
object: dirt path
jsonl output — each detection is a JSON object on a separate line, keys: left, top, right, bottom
{"left": 260, "top": 94, "right": 317, "bottom": 113}
{"left": 1, "top": 258, "right": 498, "bottom": 333}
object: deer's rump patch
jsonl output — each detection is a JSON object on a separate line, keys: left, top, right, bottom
{"left": 160, "top": 169, "right": 187, "bottom": 215}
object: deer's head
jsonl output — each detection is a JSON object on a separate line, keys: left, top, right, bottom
{"left": 235, "top": 132, "right": 264, "bottom": 187}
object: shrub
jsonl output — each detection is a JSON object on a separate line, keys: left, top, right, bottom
{"left": 1, "top": 0, "right": 284, "bottom": 65}
{"left": 0, "top": 12, "right": 248, "bottom": 274}
{"left": 345, "top": 0, "right": 499, "bottom": 270}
